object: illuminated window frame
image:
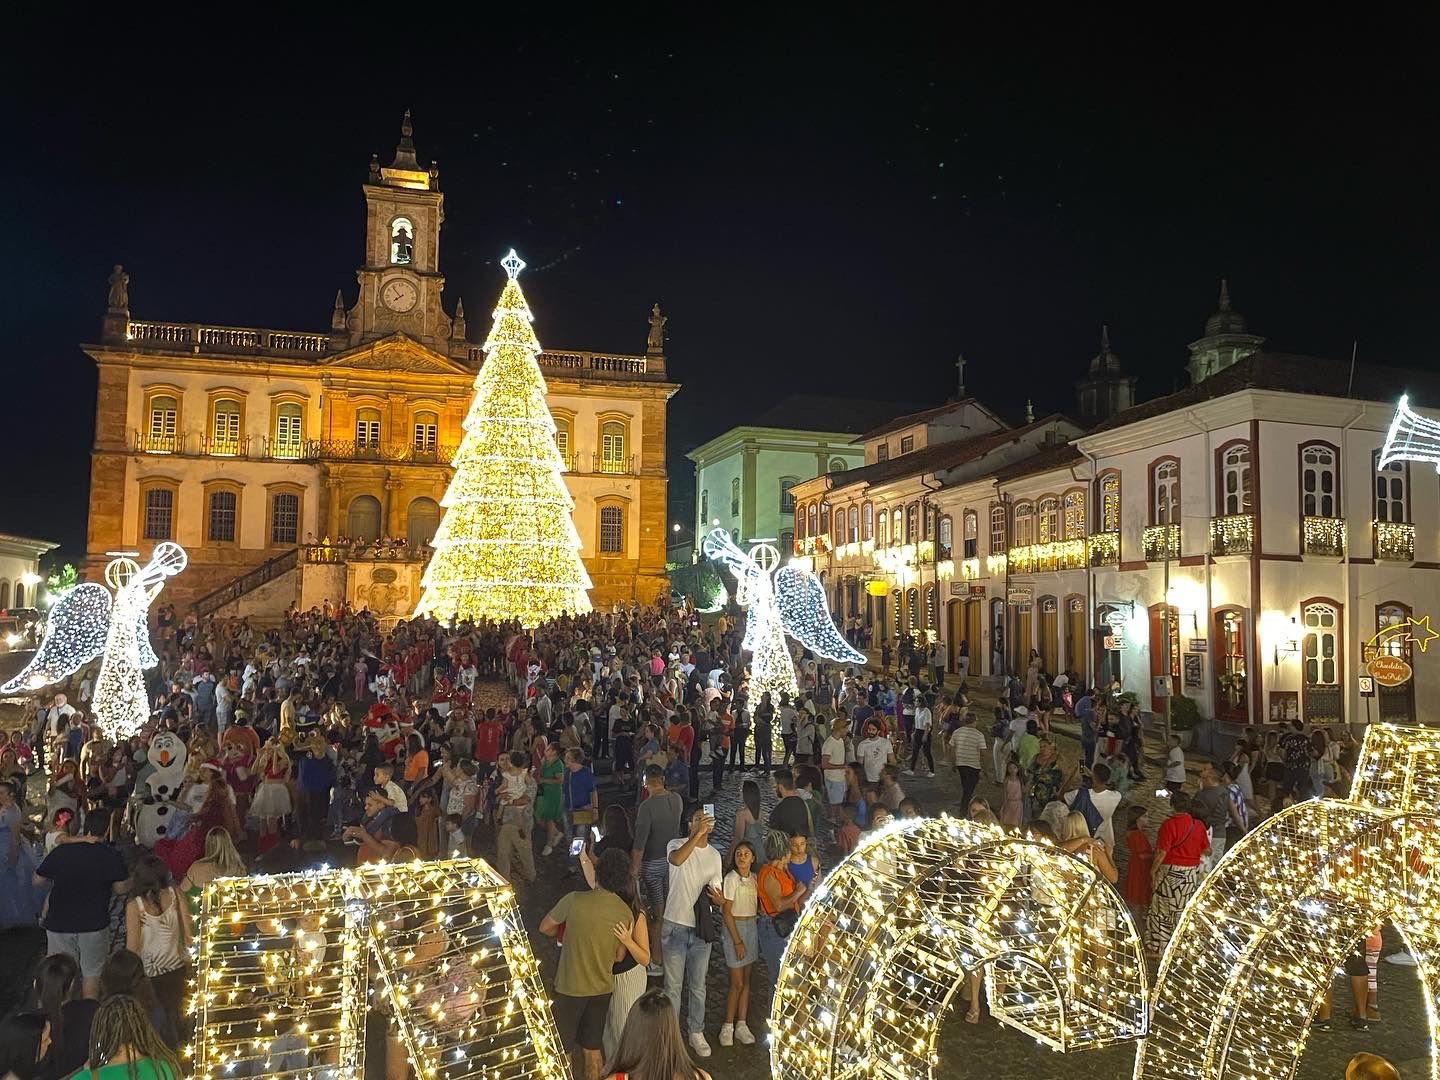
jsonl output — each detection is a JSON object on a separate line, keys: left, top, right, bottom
{"left": 204, "top": 481, "right": 242, "bottom": 545}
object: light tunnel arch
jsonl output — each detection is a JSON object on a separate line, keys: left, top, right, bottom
{"left": 770, "top": 816, "right": 1149, "bottom": 1079}
{"left": 1136, "top": 723, "right": 1440, "bottom": 1080}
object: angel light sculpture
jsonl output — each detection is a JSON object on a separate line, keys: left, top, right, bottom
{"left": 1, "top": 543, "right": 187, "bottom": 740}
{"left": 701, "top": 528, "right": 864, "bottom": 701}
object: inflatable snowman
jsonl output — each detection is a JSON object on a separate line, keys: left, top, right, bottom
{"left": 134, "top": 730, "right": 188, "bottom": 846}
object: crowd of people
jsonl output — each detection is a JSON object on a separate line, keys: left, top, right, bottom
{"left": 0, "top": 593, "right": 1407, "bottom": 1080}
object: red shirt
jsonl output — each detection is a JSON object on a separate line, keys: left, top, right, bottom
{"left": 668, "top": 722, "right": 694, "bottom": 759}
{"left": 1156, "top": 812, "right": 1210, "bottom": 868}
{"left": 475, "top": 721, "right": 503, "bottom": 764}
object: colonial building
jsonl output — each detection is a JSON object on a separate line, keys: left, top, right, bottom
{"left": 790, "top": 286, "right": 1440, "bottom": 727}
{"left": 0, "top": 533, "right": 58, "bottom": 611}
{"left": 83, "top": 115, "right": 677, "bottom": 618}
{"left": 687, "top": 396, "right": 916, "bottom": 558}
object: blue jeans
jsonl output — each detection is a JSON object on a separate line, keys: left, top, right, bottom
{"left": 661, "top": 919, "right": 712, "bottom": 1035}
{"left": 758, "top": 914, "right": 788, "bottom": 982}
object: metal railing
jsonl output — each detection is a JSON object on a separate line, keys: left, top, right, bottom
{"left": 301, "top": 540, "right": 432, "bottom": 564}
{"left": 1142, "top": 524, "right": 1180, "bottom": 562}
{"left": 1302, "top": 516, "right": 1346, "bottom": 557}
{"left": 468, "top": 346, "right": 649, "bottom": 376}
{"left": 1088, "top": 531, "right": 1119, "bottom": 567}
{"left": 1006, "top": 538, "right": 1088, "bottom": 574}
{"left": 130, "top": 431, "right": 458, "bottom": 465}
{"left": 191, "top": 548, "right": 299, "bottom": 617}
{"left": 1209, "top": 514, "right": 1254, "bottom": 556}
{"left": 1374, "top": 520, "right": 1416, "bottom": 562}
{"left": 125, "top": 320, "right": 332, "bottom": 358}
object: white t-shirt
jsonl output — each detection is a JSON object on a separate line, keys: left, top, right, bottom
{"left": 722, "top": 870, "right": 758, "bottom": 918}
{"left": 664, "top": 838, "right": 723, "bottom": 927}
{"left": 1065, "top": 786, "right": 1123, "bottom": 849}
{"left": 856, "top": 736, "right": 892, "bottom": 783}
{"left": 820, "top": 735, "right": 847, "bottom": 781}
{"left": 1166, "top": 746, "right": 1186, "bottom": 783}
{"left": 913, "top": 706, "right": 932, "bottom": 732}
{"left": 949, "top": 727, "right": 986, "bottom": 771}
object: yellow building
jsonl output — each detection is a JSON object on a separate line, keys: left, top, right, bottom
{"left": 83, "top": 115, "right": 677, "bottom": 618}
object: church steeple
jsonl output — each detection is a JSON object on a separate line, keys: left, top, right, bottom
{"left": 391, "top": 109, "right": 420, "bottom": 171}
{"left": 1187, "top": 278, "right": 1265, "bottom": 385}
{"left": 1074, "top": 324, "right": 1137, "bottom": 427}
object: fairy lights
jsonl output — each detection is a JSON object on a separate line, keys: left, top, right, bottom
{"left": 1135, "top": 723, "right": 1440, "bottom": 1080}
{"left": 1380, "top": 393, "right": 1440, "bottom": 472}
{"left": 190, "top": 857, "right": 566, "bottom": 1080}
{"left": 770, "top": 816, "right": 1148, "bottom": 1079}
{"left": 414, "top": 249, "right": 592, "bottom": 626}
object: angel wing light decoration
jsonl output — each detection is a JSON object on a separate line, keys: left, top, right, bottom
{"left": 1, "top": 543, "right": 187, "bottom": 740}
{"left": 701, "top": 529, "right": 864, "bottom": 701}
{"left": 1379, "top": 394, "right": 1440, "bottom": 472}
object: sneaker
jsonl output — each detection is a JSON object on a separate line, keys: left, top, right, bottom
{"left": 927, "top": 771, "right": 936, "bottom": 778}
{"left": 645, "top": 963, "right": 663, "bottom": 978}
{"left": 718, "top": 1024, "right": 734, "bottom": 1047}
{"left": 540, "top": 844, "right": 554, "bottom": 857}
{"left": 689, "top": 1032, "right": 712, "bottom": 1058}
{"left": 734, "top": 1022, "right": 756, "bottom": 1045}
{"left": 1310, "top": 1018, "right": 1331, "bottom": 1030}
{"left": 1349, "top": 1016, "right": 1371, "bottom": 1030}
{"left": 904, "top": 768, "right": 915, "bottom": 776}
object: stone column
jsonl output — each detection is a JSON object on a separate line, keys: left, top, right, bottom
{"left": 741, "top": 442, "right": 758, "bottom": 542}
{"left": 324, "top": 477, "right": 342, "bottom": 539}
{"left": 384, "top": 474, "right": 404, "bottom": 538}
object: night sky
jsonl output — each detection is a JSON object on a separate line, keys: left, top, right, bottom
{"left": 7, "top": 17, "right": 1439, "bottom": 561}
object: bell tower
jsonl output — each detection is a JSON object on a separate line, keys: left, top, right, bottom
{"left": 345, "top": 111, "right": 453, "bottom": 348}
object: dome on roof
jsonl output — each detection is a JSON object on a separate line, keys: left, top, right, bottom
{"left": 1204, "top": 279, "right": 1250, "bottom": 336}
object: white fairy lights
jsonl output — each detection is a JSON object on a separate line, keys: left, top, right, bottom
{"left": 1380, "top": 393, "right": 1440, "bottom": 472}
{"left": 770, "top": 816, "right": 1148, "bottom": 1079}
{"left": 1135, "top": 722, "right": 1440, "bottom": 1080}
{"left": 190, "top": 857, "right": 566, "bottom": 1080}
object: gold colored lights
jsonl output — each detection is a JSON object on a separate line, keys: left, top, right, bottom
{"left": 770, "top": 816, "right": 1148, "bottom": 1079}
{"left": 190, "top": 857, "right": 565, "bottom": 1080}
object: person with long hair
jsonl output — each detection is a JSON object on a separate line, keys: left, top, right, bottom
{"left": 733, "top": 780, "right": 765, "bottom": 859}
{"left": 81, "top": 993, "right": 181, "bottom": 1080}
{"left": 98, "top": 952, "right": 172, "bottom": 1048}
{"left": 31, "top": 954, "right": 96, "bottom": 1080}
{"left": 603, "top": 988, "right": 710, "bottom": 1080}
{"left": 598, "top": 846, "right": 650, "bottom": 1062}
{"left": 0, "top": 1013, "right": 44, "bottom": 1080}
{"left": 179, "top": 827, "right": 246, "bottom": 916}
{"left": 123, "top": 856, "right": 192, "bottom": 1049}
{"left": 152, "top": 764, "right": 240, "bottom": 881}
{"left": 0, "top": 779, "right": 44, "bottom": 929}
{"left": 718, "top": 840, "right": 759, "bottom": 1048}
{"left": 250, "top": 739, "right": 292, "bottom": 854}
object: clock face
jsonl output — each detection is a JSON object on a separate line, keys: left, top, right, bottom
{"left": 381, "top": 278, "right": 419, "bottom": 313}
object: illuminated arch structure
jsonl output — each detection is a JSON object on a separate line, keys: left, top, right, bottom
{"left": 1136, "top": 723, "right": 1440, "bottom": 1080}
{"left": 770, "top": 816, "right": 1149, "bottom": 1079}
{"left": 190, "top": 858, "right": 565, "bottom": 1080}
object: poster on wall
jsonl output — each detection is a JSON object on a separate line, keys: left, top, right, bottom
{"left": 1183, "top": 653, "right": 1203, "bottom": 690}
{"left": 1269, "top": 691, "right": 1299, "bottom": 723}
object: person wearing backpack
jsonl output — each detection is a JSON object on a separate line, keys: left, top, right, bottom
{"left": 1063, "top": 762, "right": 1122, "bottom": 849}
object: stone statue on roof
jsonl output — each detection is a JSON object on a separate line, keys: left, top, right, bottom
{"left": 647, "top": 302, "right": 666, "bottom": 353}
{"left": 107, "top": 265, "right": 129, "bottom": 312}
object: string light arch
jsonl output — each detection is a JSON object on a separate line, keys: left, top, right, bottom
{"left": 1135, "top": 723, "right": 1440, "bottom": 1080}
{"left": 770, "top": 816, "right": 1148, "bottom": 1079}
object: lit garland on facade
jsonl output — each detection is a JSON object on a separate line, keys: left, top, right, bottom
{"left": 1088, "top": 531, "right": 1120, "bottom": 566}
{"left": 770, "top": 816, "right": 1148, "bottom": 1079}
{"left": 190, "top": 857, "right": 565, "bottom": 1080}
{"left": 1, "top": 544, "right": 185, "bottom": 741}
{"left": 1208, "top": 513, "right": 1254, "bottom": 556}
{"left": 1374, "top": 519, "right": 1417, "bottom": 562}
{"left": 1135, "top": 723, "right": 1440, "bottom": 1080}
{"left": 1302, "top": 514, "right": 1346, "bottom": 556}
{"left": 1142, "top": 524, "right": 1180, "bottom": 561}
{"left": 1006, "top": 538, "right": 1088, "bottom": 574}
{"left": 415, "top": 250, "right": 592, "bottom": 626}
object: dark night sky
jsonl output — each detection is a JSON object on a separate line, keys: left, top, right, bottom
{"left": 6, "top": 16, "right": 1439, "bottom": 561}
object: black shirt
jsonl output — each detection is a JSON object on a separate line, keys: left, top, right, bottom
{"left": 769, "top": 794, "right": 812, "bottom": 838}
{"left": 36, "top": 998, "right": 99, "bottom": 1080}
{"left": 37, "top": 841, "right": 127, "bottom": 932}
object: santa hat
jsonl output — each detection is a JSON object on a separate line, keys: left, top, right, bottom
{"left": 200, "top": 759, "right": 224, "bottom": 776}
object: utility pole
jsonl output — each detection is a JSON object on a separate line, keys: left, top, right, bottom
{"left": 1162, "top": 530, "right": 1173, "bottom": 746}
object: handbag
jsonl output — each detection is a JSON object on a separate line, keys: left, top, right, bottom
{"left": 694, "top": 886, "right": 719, "bottom": 943}
{"left": 772, "top": 908, "right": 798, "bottom": 938}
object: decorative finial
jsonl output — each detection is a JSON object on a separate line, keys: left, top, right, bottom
{"left": 455, "top": 298, "right": 465, "bottom": 318}
{"left": 1025, "top": 399, "right": 1035, "bottom": 424}
{"left": 501, "top": 249, "right": 526, "bottom": 280}
{"left": 1101, "top": 323, "right": 1111, "bottom": 353}
{"left": 331, "top": 289, "right": 347, "bottom": 330}
{"left": 1218, "top": 278, "right": 1231, "bottom": 311}
{"left": 451, "top": 297, "right": 467, "bottom": 341}
{"left": 391, "top": 111, "right": 420, "bottom": 170}
{"left": 955, "top": 353, "right": 966, "bottom": 398}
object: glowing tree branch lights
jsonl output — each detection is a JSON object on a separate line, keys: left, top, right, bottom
{"left": 702, "top": 528, "right": 864, "bottom": 702}
{"left": 770, "top": 816, "right": 1148, "bottom": 1079}
{"left": 1, "top": 543, "right": 186, "bottom": 741}
{"left": 414, "top": 249, "right": 591, "bottom": 626}
{"left": 190, "top": 857, "right": 566, "bottom": 1080}
{"left": 1136, "top": 723, "right": 1440, "bottom": 1080}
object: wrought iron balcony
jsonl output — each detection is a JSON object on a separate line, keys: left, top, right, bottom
{"left": 1302, "top": 516, "right": 1346, "bottom": 557}
{"left": 1209, "top": 514, "right": 1254, "bottom": 556}
{"left": 1089, "top": 531, "right": 1119, "bottom": 567}
{"left": 1142, "top": 524, "right": 1180, "bottom": 562}
{"left": 1006, "top": 539, "right": 1088, "bottom": 574}
{"left": 1374, "top": 520, "right": 1416, "bottom": 562}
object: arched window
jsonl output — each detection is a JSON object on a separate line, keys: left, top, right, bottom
{"left": 600, "top": 421, "right": 628, "bottom": 473}
{"left": 830, "top": 506, "right": 843, "bottom": 545}
{"left": 701, "top": 489, "right": 710, "bottom": 525}
{"left": 1037, "top": 496, "right": 1060, "bottom": 543}
{"left": 12, "top": 583, "right": 23, "bottom": 608}
{"left": 207, "top": 489, "right": 238, "bottom": 543}
{"left": 847, "top": 506, "right": 859, "bottom": 543}
{"left": 273, "top": 402, "right": 304, "bottom": 458}
{"left": 938, "top": 514, "right": 953, "bottom": 555}
{"left": 779, "top": 477, "right": 799, "bottom": 514}
{"left": 962, "top": 510, "right": 978, "bottom": 558}
{"left": 1063, "top": 490, "right": 1086, "bottom": 539}
{"left": 990, "top": 504, "right": 1007, "bottom": 554}
{"left": 148, "top": 394, "right": 178, "bottom": 452}
{"left": 862, "top": 502, "right": 874, "bottom": 541}
{"left": 808, "top": 504, "right": 818, "bottom": 537}
{"left": 0, "top": 581, "right": 9, "bottom": 609}
{"left": 271, "top": 491, "right": 300, "bottom": 545}
{"left": 1013, "top": 501, "right": 1034, "bottom": 546}
{"left": 1302, "top": 599, "right": 1343, "bottom": 723}
{"left": 347, "top": 495, "right": 382, "bottom": 541}
{"left": 1152, "top": 459, "right": 1179, "bottom": 525}
{"left": 1374, "top": 450, "right": 1409, "bottom": 522}
{"left": 730, "top": 477, "right": 741, "bottom": 517}
{"left": 413, "top": 411, "right": 439, "bottom": 455}
{"left": 1099, "top": 472, "right": 1121, "bottom": 532}
{"left": 390, "top": 217, "right": 414, "bottom": 264}
{"left": 355, "top": 407, "right": 382, "bottom": 451}
{"left": 143, "top": 486, "right": 175, "bottom": 540}
{"left": 1219, "top": 442, "right": 1253, "bottom": 515}
{"left": 902, "top": 503, "right": 917, "bottom": 544}
{"left": 554, "top": 417, "right": 572, "bottom": 469}
{"left": 407, "top": 497, "right": 441, "bottom": 547}
{"left": 819, "top": 505, "right": 831, "bottom": 538}
{"left": 211, "top": 399, "right": 241, "bottom": 454}
{"left": 599, "top": 505, "right": 625, "bottom": 553}
{"left": 891, "top": 508, "right": 903, "bottom": 546}
{"left": 876, "top": 507, "right": 888, "bottom": 547}
{"left": 922, "top": 504, "right": 933, "bottom": 540}
{"left": 1301, "top": 442, "right": 1339, "bottom": 517}
{"left": 829, "top": 457, "right": 846, "bottom": 473}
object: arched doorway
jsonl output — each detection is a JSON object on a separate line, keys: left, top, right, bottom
{"left": 407, "top": 497, "right": 440, "bottom": 548}
{"left": 945, "top": 599, "right": 963, "bottom": 671}
{"left": 963, "top": 599, "right": 982, "bottom": 678}
{"left": 990, "top": 598, "right": 1005, "bottom": 676}
{"left": 1148, "top": 602, "right": 1179, "bottom": 712}
{"left": 1095, "top": 604, "right": 1124, "bottom": 690}
{"left": 1037, "top": 596, "right": 1058, "bottom": 676}
{"left": 1011, "top": 601, "right": 1032, "bottom": 676}
{"left": 347, "top": 494, "right": 382, "bottom": 541}
{"left": 1376, "top": 601, "right": 1417, "bottom": 721}
{"left": 1212, "top": 607, "right": 1249, "bottom": 723}
{"left": 1064, "top": 595, "right": 1086, "bottom": 682}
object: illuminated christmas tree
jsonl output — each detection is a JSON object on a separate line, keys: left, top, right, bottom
{"left": 415, "top": 250, "right": 592, "bottom": 624}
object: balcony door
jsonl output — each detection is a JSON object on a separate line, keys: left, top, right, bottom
{"left": 1211, "top": 608, "right": 1249, "bottom": 723}
{"left": 1148, "top": 603, "right": 1180, "bottom": 712}
{"left": 348, "top": 495, "right": 382, "bottom": 541}
{"left": 1375, "top": 602, "right": 1416, "bottom": 722}
{"left": 1038, "top": 596, "right": 1059, "bottom": 676}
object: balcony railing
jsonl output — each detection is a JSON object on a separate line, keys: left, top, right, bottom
{"left": 468, "top": 346, "right": 650, "bottom": 377}
{"left": 1143, "top": 524, "right": 1180, "bottom": 562}
{"left": 1006, "top": 538, "right": 1088, "bottom": 574}
{"left": 959, "top": 557, "right": 981, "bottom": 580}
{"left": 1089, "top": 531, "right": 1119, "bottom": 567}
{"left": 1303, "top": 516, "right": 1346, "bottom": 557}
{"left": 129, "top": 431, "right": 459, "bottom": 465}
{"left": 301, "top": 539, "right": 432, "bottom": 564}
{"left": 124, "top": 320, "right": 334, "bottom": 359}
{"left": 1374, "top": 520, "right": 1416, "bottom": 562}
{"left": 1210, "top": 514, "right": 1254, "bottom": 556}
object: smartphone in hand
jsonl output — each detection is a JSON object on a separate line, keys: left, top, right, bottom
{"left": 703, "top": 803, "right": 715, "bottom": 820}
{"left": 569, "top": 836, "right": 585, "bottom": 857}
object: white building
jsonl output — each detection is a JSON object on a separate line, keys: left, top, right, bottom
{"left": 0, "top": 533, "right": 59, "bottom": 610}
{"left": 789, "top": 288, "right": 1440, "bottom": 727}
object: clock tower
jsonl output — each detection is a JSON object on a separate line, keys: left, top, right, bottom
{"left": 345, "top": 111, "right": 455, "bottom": 349}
